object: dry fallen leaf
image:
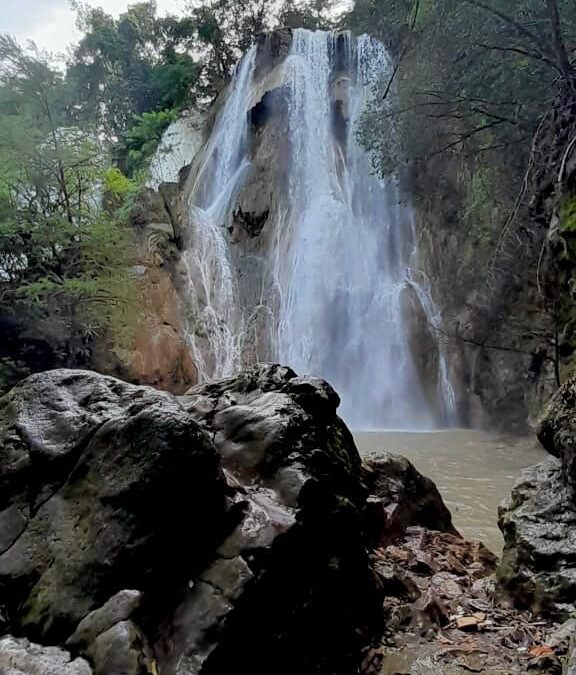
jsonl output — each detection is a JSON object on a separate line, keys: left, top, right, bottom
{"left": 529, "top": 645, "right": 554, "bottom": 658}
{"left": 457, "top": 616, "right": 481, "bottom": 630}
{"left": 438, "top": 634, "right": 454, "bottom": 645}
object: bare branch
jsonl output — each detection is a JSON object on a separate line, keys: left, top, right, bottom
{"left": 464, "top": 0, "right": 557, "bottom": 65}
{"left": 421, "top": 119, "right": 506, "bottom": 160}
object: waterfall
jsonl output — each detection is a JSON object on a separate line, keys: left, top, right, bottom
{"left": 183, "top": 29, "right": 457, "bottom": 429}
{"left": 271, "top": 30, "right": 456, "bottom": 428}
{"left": 182, "top": 47, "right": 257, "bottom": 380}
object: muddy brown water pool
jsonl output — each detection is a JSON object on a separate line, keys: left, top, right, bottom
{"left": 354, "top": 429, "right": 547, "bottom": 553}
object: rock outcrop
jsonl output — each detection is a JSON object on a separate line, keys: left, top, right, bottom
{"left": 0, "top": 637, "right": 92, "bottom": 675}
{"left": 362, "top": 453, "right": 457, "bottom": 547}
{"left": 0, "top": 365, "right": 383, "bottom": 675}
{"left": 498, "top": 375, "right": 576, "bottom": 618}
{"left": 95, "top": 184, "right": 198, "bottom": 395}
{"left": 0, "top": 369, "right": 225, "bottom": 647}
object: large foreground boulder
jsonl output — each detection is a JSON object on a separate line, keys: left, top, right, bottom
{"left": 0, "top": 365, "right": 382, "bottom": 675}
{"left": 498, "top": 376, "right": 576, "bottom": 618}
{"left": 0, "top": 370, "right": 227, "bottom": 645}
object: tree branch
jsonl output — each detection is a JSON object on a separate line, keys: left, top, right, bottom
{"left": 545, "top": 0, "right": 574, "bottom": 81}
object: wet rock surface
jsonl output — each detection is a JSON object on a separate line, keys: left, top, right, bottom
{"left": 362, "top": 453, "right": 457, "bottom": 546}
{"left": 497, "top": 375, "right": 576, "bottom": 620}
{"left": 0, "top": 370, "right": 225, "bottom": 645}
{"left": 0, "top": 637, "right": 92, "bottom": 675}
{"left": 0, "top": 365, "right": 381, "bottom": 675}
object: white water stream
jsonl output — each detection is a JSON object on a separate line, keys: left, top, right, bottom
{"left": 273, "top": 31, "right": 455, "bottom": 428}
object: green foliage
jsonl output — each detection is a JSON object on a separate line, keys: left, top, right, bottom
{"left": 120, "top": 108, "right": 178, "bottom": 176}
{"left": 67, "top": 2, "right": 201, "bottom": 138}
{"left": 560, "top": 196, "right": 576, "bottom": 233}
{"left": 187, "top": 0, "right": 343, "bottom": 93}
{"left": 280, "top": 0, "right": 340, "bottom": 30}
{"left": 0, "top": 37, "right": 139, "bottom": 383}
{"left": 345, "top": 0, "right": 576, "bottom": 231}
{"left": 103, "top": 167, "right": 134, "bottom": 198}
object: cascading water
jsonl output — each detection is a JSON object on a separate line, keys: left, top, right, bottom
{"left": 271, "top": 30, "right": 456, "bottom": 428}
{"left": 182, "top": 46, "right": 257, "bottom": 379}
{"left": 182, "top": 29, "right": 457, "bottom": 429}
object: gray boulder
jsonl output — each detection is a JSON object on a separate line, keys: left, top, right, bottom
{"left": 361, "top": 452, "right": 458, "bottom": 547}
{"left": 0, "top": 637, "right": 92, "bottom": 675}
{"left": 0, "top": 365, "right": 382, "bottom": 675}
{"left": 66, "top": 591, "right": 143, "bottom": 651}
{"left": 85, "top": 621, "right": 146, "bottom": 675}
{"left": 498, "top": 458, "right": 576, "bottom": 618}
{"left": 538, "top": 376, "right": 576, "bottom": 485}
{"left": 498, "top": 375, "right": 576, "bottom": 618}
{"left": 0, "top": 369, "right": 227, "bottom": 642}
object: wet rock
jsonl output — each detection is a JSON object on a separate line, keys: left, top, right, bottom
{"left": 0, "top": 370, "right": 227, "bottom": 643}
{"left": 167, "top": 363, "right": 379, "bottom": 675}
{"left": 498, "top": 460, "right": 576, "bottom": 618}
{"left": 496, "top": 375, "right": 576, "bottom": 618}
{"left": 361, "top": 453, "right": 458, "bottom": 546}
{"left": 254, "top": 28, "right": 293, "bottom": 79}
{"left": 85, "top": 621, "right": 148, "bottom": 675}
{"left": 0, "top": 636, "right": 92, "bottom": 675}
{"left": 66, "top": 591, "right": 143, "bottom": 651}
{"left": 0, "top": 365, "right": 382, "bottom": 675}
{"left": 233, "top": 206, "right": 270, "bottom": 237}
{"left": 538, "top": 374, "right": 576, "bottom": 485}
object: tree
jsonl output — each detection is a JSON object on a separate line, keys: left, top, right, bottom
{"left": 187, "top": 0, "right": 344, "bottom": 93}
{"left": 67, "top": 2, "right": 201, "bottom": 138}
{"left": 0, "top": 36, "right": 138, "bottom": 391}
{"left": 279, "top": 0, "right": 339, "bottom": 30}
{"left": 186, "top": 0, "right": 275, "bottom": 93}
{"left": 349, "top": 1, "right": 573, "bottom": 170}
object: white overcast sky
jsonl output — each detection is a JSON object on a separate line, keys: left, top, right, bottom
{"left": 1, "top": 0, "right": 186, "bottom": 55}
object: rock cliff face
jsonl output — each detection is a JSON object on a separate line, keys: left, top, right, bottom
{"left": 105, "top": 28, "right": 571, "bottom": 432}
{"left": 96, "top": 183, "right": 198, "bottom": 395}
{"left": 126, "top": 185, "right": 198, "bottom": 394}
{"left": 406, "top": 81, "right": 576, "bottom": 433}
{"left": 498, "top": 374, "right": 576, "bottom": 618}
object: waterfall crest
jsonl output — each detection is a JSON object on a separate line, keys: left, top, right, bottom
{"left": 182, "top": 29, "right": 457, "bottom": 430}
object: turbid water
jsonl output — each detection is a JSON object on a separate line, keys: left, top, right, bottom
{"left": 354, "top": 429, "right": 546, "bottom": 552}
